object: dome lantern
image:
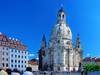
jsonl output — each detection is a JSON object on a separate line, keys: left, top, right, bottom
{"left": 57, "top": 7, "right": 66, "bottom": 24}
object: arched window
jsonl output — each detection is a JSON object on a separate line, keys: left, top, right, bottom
{"left": 62, "top": 14, "right": 64, "bottom": 18}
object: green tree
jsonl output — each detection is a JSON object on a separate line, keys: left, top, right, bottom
{"left": 83, "top": 64, "right": 100, "bottom": 75}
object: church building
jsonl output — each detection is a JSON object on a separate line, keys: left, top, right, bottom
{"left": 38, "top": 7, "right": 82, "bottom": 72}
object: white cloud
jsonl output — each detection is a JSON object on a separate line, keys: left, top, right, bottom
{"left": 36, "top": 57, "right": 39, "bottom": 60}
{"left": 98, "top": 55, "right": 100, "bottom": 57}
{"left": 28, "top": 54, "right": 35, "bottom": 57}
{"left": 86, "top": 53, "right": 90, "bottom": 57}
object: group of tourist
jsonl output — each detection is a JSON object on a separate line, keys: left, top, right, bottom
{"left": 0, "top": 67, "right": 33, "bottom": 75}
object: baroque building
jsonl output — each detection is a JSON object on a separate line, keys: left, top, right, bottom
{"left": 38, "top": 7, "right": 82, "bottom": 72}
{"left": 0, "top": 33, "right": 28, "bottom": 71}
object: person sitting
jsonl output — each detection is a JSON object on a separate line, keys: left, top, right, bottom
{"left": 11, "top": 68, "right": 20, "bottom": 75}
{"left": 0, "top": 67, "right": 8, "bottom": 75}
{"left": 23, "top": 67, "right": 33, "bottom": 75}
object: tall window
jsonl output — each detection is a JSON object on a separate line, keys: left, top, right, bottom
{"left": 18, "top": 60, "right": 20, "bottom": 63}
{"left": 15, "top": 55, "right": 17, "bottom": 58}
{"left": 11, "top": 49, "right": 13, "bottom": 52}
{"left": 2, "top": 63, "right": 4, "bottom": 67}
{"left": 25, "top": 56, "right": 26, "bottom": 59}
{"left": 11, "top": 54, "right": 13, "bottom": 57}
{"left": 11, "top": 64, "right": 13, "bottom": 67}
{"left": 25, "top": 51, "right": 26, "bottom": 54}
{"left": 18, "top": 65, "right": 20, "bottom": 68}
{"left": 15, "top": 50, "right": 17, "bottom": 53}
{"left": 22, "top": 60, "right": 23, "bottom": 63}
{"left": 18, "top": 51, "right": 20, "bottom": 53}
{"left": 15, "top": 65, "right": 17, "bottom": 67}
{"left": 6, "top": 63, "right": 8, "bottom": 67}
{"left": 22, "top": 65, "right": 23, "bottom": 68}
{"left": 3, "top": 47, "right": 5, "bottom": 50}
{"left": 6, "top": 52, "right": 8, "bottom": 55}
{"left": 3, "top": 52, "right": 4, "bottom": 55}
{"left": 15, "top": 60, "right": 17, "bottom": 63}
{"left": 11, "top": 60, "right": 13, "bottom": 63}
{"left": 18, "top": 55, "right": 20, "bottom": 58}
{"left": 6, "top": 48, "right": 9, "bottom": 50}
{"left": 2, "top": 58, "right": 4, "bottom": 60}
{"left": 6, "top": 58, "right": 8, "bottom": 61}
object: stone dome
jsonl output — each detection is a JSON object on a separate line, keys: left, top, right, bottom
{"left": 50, "top": 23, "right": 72, "bottom": 40}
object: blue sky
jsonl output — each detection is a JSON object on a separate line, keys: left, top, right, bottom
{"left": 0, "top": 0, "right": 100, "bottom": 59}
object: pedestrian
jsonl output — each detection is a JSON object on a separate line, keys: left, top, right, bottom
{"left": 11, "top": 68, "right": 20, "bottom": 75}
{"left": 6, "top": 68, "right": 12, "bottom": 75}
{"left": 0, "top": 67, "right": 8, "bottom": 75}
{"left": 23, "top": 67, "right": 33, "bottom": 75}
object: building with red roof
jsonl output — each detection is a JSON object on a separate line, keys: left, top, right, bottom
{"left": 0, "top": 33, "right": 28, "bottom": 71}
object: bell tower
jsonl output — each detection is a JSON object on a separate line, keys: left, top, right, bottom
{"left": 76, "top": 34, "right": 81, "bottom": 48}
{"left": 74, "top": 34, "right": 82, "bottom": 71}
{"left": 38, "top": 34, "right": 47, "bottom": 71}
{"left": 41, "top": 34, "right": 46, "bottom": 49}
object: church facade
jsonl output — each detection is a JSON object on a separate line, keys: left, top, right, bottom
{"left": 38, "top": 7, "right": 82, "bottom": 72}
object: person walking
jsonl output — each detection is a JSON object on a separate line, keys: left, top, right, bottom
{"left": 0, "top": 68, "right": 8, "bottom": 75}
{"left": 11, "top": 68, "right": 20, "bottom": 75}
{"left": 6, "top": 68, "right": 12, "bottom": 75}
{"left": 23, "top": 67, "right": 33, "bottom": 75}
